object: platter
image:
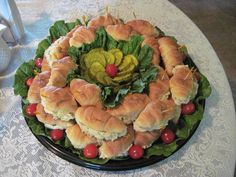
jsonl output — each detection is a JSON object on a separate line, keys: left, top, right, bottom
{"left": 14, "top": 12, "right": 211, "bottom": 171}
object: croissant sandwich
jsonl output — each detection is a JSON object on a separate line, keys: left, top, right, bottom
{"left": 40, "top": 86, "right": 78, "bottom": 121}
{"left": 75, "top": 106, "right": 127, "bottom": 141}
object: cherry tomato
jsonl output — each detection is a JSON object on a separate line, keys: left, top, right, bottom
{"left": 26, "top": 77, "right": 34, "bottom": 87}
{"left": 128, "top": 145, "right": 144, "bottom": 159}
{"left": 194, "top": 72, "right": 201, "bottom": 82}
{"left": 105, "top": 64, "right": 118, "bottom": 77}
{"left": 181, "top": 102, "right": 196, "bottom": 115}
{"left": 83, "top": 144, "right": 98, "bottom": 159}
{"left": 161, "top": 128, "right": 175, "bottom": 144}
{"left": 50, "top": 129, "right": 64, "bottom": 141}
{"left": 35, "top": 58, "right": 43, "bottom": 68}
{"left": 26, "top": 103, "right": 37, "bottom": 116}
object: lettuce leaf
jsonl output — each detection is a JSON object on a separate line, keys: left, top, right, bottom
{"left": 106, "top": 34, "right": 118, "bottom": 50}
{"left": 13, "top": 60, "right": 36, "bottom": 98}
{"left": 35, "top": 39, "right": 51, "bottom": 58}
{"left": 138, "top": 45, "right": 153, "bottom": 69}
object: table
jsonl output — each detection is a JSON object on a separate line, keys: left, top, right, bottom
{"left": 0, "top": 0, "right": 235, "bottom": 176}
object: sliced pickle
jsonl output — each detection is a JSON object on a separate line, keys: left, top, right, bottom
{"left": 102, "top": 51, "right": 115, "bottom": 64}
{"left": 113, "top": 73, "right": 132, "bottom": 82}
{"left": 90, "top": 62, "right": 105, "bottom": 76}
{"left": 117, "top": 64, "right": 135, "bottom": 76}
{"left": 84, "top": 52, "right": 106, "bottom": 67}
{"left": 109, "top": 49, "right": 123, "bottom": 66}
{"left": 96, "top": 72, "right": 107, "bottom": 85}
{"left": 126, "top": 55, "right": 138, "bottom": 67}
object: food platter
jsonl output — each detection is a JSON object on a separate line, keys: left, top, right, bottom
{"left": 14, "top": 12, "right": 211, "bottom": 171}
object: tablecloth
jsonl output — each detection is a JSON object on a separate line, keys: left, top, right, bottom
{"left": 0, "top": 0, "right": 236, "bottom": 176}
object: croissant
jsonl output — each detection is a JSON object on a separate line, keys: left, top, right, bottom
{"left": 48, "top": 56, "right": 76, "bottom": 87}
{"left": 158, "top": 37, "right": 186, "bottom": 76}
{"left": 88, "top": 13, "right": 121, "bottom": 28}
{"left": 75, "top": 106, "right": 127, "bottom": 141}
{"left": 66, "top": 124, "right": 98, "bottom": 149}
{"left": 105, "top": 24, "right": 136, "bottom": 41}
{"left": 134, "top": 129, "right": 163, "bottom": 149}
{"left": 133, "top": 100, "right": 169, "bottom": 132}
{"left": 36, "top": 103, "right": 74, "bottom": 129}
{"left": 27, "top": 71, "right": 51, "bottom": 103}
{"left": 142, "top": 35, "right": 161, "bottom": 66}
{"left": 70, "top": 79, "right": 103, "bottom": 109}
{"left": 149, "top": 66, "right": 170, "bottom": 101}
{"left": 69, "top": 26, "right": 96, "bottom": 48}
{"left": 107, "top": 93, "right": 150, "bottom": 124}
{"left": 44, "top": 36, "right": 70, "bottom": 67}
{"left": 99, "top": 125, "right": 134, "bottom": 159}
{"left": 169, "top": 65, "right": 198, "bottom": 105}
{"left": 40, "top": 86, "right": 78, "bottom": 121}
{"left": 126, "top": 19, "right": 158, "bottom": 36}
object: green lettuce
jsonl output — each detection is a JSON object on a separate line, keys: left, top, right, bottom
{"left": 13, "top": 60, "right": 36, "bottom": 98}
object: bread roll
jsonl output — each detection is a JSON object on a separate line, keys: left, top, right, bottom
{"left": 107, "top": 93, "right": 150, "bottom": 124}
{"left": 105, "top": 24, "right": 135, "bottom": 41}
{"left": 149, "top": 66, "right": 170, "bottom": 101}
{"left": 99, "top": 125, "right": 134, "bottom": 159}
{"left": 36, "top": 103, "right": 74, "bottom": 129}
{"left": 134, "top": 129, "right": 162, "bottom": 149}
{"left": 48, "top": 56, "right": 76, "bottom": 87}
{"left": 27, "top": 71, "right": 51, "bottom": 103}
{"left": 69, "top": 26, "right": 96, "bottom": 48}
{"left": 126, "top": 19, "right": 158, "bottom": 36}
{"left": 158, "top": 37, "right": 186, "bottom": 76}
{"left": 75, "top": 106, "right": 127, "bottom": 141}
{"left": 88, "top": 13, "right": 121, "bottom": 28}
{"left": 169, "top": 65, "right": 198, "bottom": 105}
{"left": 66, "top": 124, "right": 98, "bottom": 149}
{"left": 133, "top": 100, "right": 168, "bottom": 132}
{"left": 44, "top": 36, "right": 70, "bottom": 67}
{"left": 161, "top": 98, "right": 181, "bottom": 124}
{"left": 70, "top": 79, "right": 103, "bottom": 109}
{"left": 40, "top": 86, "right": 78, "bottom": 121}
{"left": 142, "top": 35, "right": 161, "bottom": 65}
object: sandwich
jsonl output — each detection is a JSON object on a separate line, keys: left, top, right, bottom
{"left": 40, "top": 86, "right": 78, "bottom": 121}
{"left": 70, "top": 79, "right": 103, "bottom": 109}
{"left": 169, "top": 65, "right": 198, "bottom": 105}
{"left": 99, "top": 125, "right": 134, "bottom": 159}
{"left": 158, "top": 37, "right": 186, "bottom": 76}
{"left": 66, "top": 124, "right": 98, "bottom": 149}
{"left": 69, "top": 26, "right": 96, "bottom": 48}
{"left": 48, "top": 56, "right": 76, "bottom": 87}
{"left": 36, "top": 103, "right": 74, "bottom": 129}
{"left": 44, "top": 36, "right": 70, "bottom": 67}
{"left": 75, "top": 106, "right": 127, "bottom": 141}
{"left": 27, "top": 71, "right": 51, "bottom": 103}
{"left": 107, "top": 93, "right": 150, "bottom": 124}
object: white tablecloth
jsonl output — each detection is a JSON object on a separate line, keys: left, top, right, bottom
{"left": 0, "top": 0, "right": 235, "bottom": 176}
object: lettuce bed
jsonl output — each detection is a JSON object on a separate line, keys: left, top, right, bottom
{"left": 14, "top": 19, "right": 211, "bottom": 165}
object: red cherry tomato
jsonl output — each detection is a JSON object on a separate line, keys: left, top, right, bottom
{"left": 50, "top": 129, "right": 64, "bottom": 141}
{"left": 26, "top": 77, "right": 34, "bottom": 87}
{"left": 161, "top": 128, "right": 175, "bottom": 144}
{"left": 128, "top": 145, "right": 144, "bottom": 159}
{"left": 105, "top": 64, "right": 118, "bottom": 77}
{"left": 181, "top": 102, "right": 196, "bottom": 115}
{"left": 35, "top": 58, "right": 43, "bottom": 68}
{"left": 83, "top": 144, "right": 98, "bottom": 159}
{"left": 26, "top": 103, "right": 37, "bottom": 116}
